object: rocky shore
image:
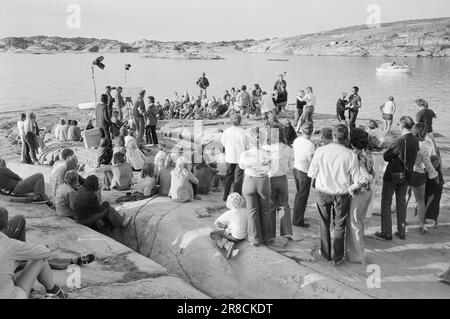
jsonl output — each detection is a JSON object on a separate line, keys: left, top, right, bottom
{"left": 1, "top": 17, "right": 449, "bottom": 58}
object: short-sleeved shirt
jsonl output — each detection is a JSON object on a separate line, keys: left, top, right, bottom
{"left": 293, "top": 136, "right": 315, "bottom": 173}
{"left": 55, "top": 183, "right": 74, "bottom": 217}
{"left": 416, "top": 109, "right": 436, "bottom": 133}
{"left": 215, "top": 209, "right": 248, "bottom": 240}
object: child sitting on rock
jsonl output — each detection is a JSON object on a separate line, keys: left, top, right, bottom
{"left": 210, "top": 193, "right": 248, "bottom": 259}
{"left": 136, "top": 163, "right": 156, "bottom": 197}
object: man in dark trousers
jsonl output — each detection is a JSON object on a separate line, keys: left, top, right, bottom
{"left": 133, "top": 90, "right": 146, "bottom": 145}
{"left": 375, "top": 116, "right": 419, "bottom": 240}
{"left": 105, "top": 86, "right": 115, "bottom": 119}
{"left": 96, "top": 94, "right": 111, "bottom": 140}
{"left": 196, "top": 72, "right": 210, "bottom": 98}
{"left": 145, "top": 96, "right": 158, "bottom": 145}
{"left": 346, "top": 86, "right": 362, "bottom": 130}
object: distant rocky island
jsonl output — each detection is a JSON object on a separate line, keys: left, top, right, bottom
{"left": 1, "top": 17, "right": 449, "bottom": 58}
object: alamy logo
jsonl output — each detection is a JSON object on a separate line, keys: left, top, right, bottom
{"left": 366, "top": 264, "right": 381, "bottom": 289}
{"left": 66, "top": 4, "right": 81, "bottom": 29}
{"left": 366, "top": 4, "right": 381, "bottom": 29}
{"left": 66, "top": 264, "right": 81, "bottom": 289}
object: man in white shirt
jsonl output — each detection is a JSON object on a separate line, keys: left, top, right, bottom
{"left": 221, "top": 114, "right": 248, "bottom": 201}
{"left": 17, "top": 113, "right": 30, "bottom": 163}
{"left": 296, "top": 87, "right": 316, "bottom": 132}
{"left": 292, "top": 122, "right": 315, "bottom": 228}
{"left": 308, "top": 124, "right": 360, "bottom": 265}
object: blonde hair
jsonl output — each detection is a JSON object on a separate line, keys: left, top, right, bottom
{"left": 226, "top": 193, "right": 246, "bottom": 210}
{"left": 154, "top": 151, "right": 167, "bottom": 168}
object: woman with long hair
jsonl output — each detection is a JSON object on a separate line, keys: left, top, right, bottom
{"left": 239, "top": 127, "right": 273, "bottom": 246}
{"left": 168, "top": 156, "right": 199, "bottom": 203}
{"left": 345, "top": 128, "right": 375, "bottom": 264}
{"left": 410, "top": 123, "right": 439, "bottom": 234}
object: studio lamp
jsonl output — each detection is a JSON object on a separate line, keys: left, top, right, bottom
{"left": 91, "top": 56, "right": 106, "bottom": 103}
{"left": 124, "top": 63, "right": 131, "bottom": 84}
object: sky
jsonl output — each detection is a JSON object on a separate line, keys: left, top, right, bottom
{"left": 1, "top": 0, "right": 450, "bottom": 42}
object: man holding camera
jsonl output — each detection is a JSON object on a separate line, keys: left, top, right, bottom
{"left": 105, "top": 86, "right": 115, "bottom": 119}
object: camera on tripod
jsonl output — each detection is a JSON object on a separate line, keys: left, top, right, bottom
{"left": 125, "top": 96, "right": 132, "bottom": 103}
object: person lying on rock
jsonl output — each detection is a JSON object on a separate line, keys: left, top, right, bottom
{"left": 0, "top": 159, "right": 49, "bottom": 203}
{"left": 210, "top": 193, "right": 248, "bottom": 259}
{"left": 69, "top": 175, "right": 125, "bottom": 231}
{"left": 0, "top": 208, "right": 95, "bottom": 299}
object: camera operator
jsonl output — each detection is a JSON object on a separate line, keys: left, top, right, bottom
{"left": 133, "top": 90, "right": 146, "bottom": 145}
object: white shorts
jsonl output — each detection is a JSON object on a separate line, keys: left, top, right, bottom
{"left": 11, "top": 286, "right": 28, "bottom": 299}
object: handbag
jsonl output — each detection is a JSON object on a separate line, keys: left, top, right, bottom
{"left": 391, "top": 138, "right": 407, "bottom": 184}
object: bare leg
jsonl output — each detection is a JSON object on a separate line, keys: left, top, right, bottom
{"left": 14, "top": 259, "right": 55, "bottom": 296}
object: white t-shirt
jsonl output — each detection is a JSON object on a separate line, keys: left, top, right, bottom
{"left": 293, "top": 136, "right": 315, "bottom": 173}
{"left": 383, "top": 101, "right": 396, "bottom": 114}
{"left": 17, "top": 121, "right": 24, "bottom": 139}
{"left": 214, "top": 208, "right": 248, "bottom": 240}
{"left": 221, "top": 126, "right": 248, "bottom": 164}
{"left": 263, "top": 143, "right": 293, "bottom": 177}
{"left": 304, "top": 93, "right": 316, "bottom": 106}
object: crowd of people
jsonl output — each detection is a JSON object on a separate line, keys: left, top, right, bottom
{"left": 2, "top": 71, "right": 446, "bottom": 298}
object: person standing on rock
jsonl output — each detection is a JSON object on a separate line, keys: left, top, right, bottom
{"left": 346, "top": 86, "right": 362, "bottom": 130}
{"left": 292, "top": 122, "right": 315, "bottom": 228}
{"left": 105, "top": 86, "right": 115, "bottom": 119}
{"left": 196, "top": 72, "right": 210, "bottom": 98}
{"left": 145, "top": 96, "right": 158, "bottom": 146}
{"left": 114, "top": 86, "right": 125, "bottom": 122}
{"left": 239, "top": 127, "right": 273, "bottom": 246}
{"left": 133, "top": 90, "right": 146, "bottom": 145}
{"left": 221, "top": 114, "right": 248, "bottom": 201}
{"left": 96, "top": 94, "right": 112, "bottom": 140}
{"left": 308, "top": 124, "right": 360, "bottom": 266}
{"left": 263, "top": 124, "right": 294, "bottom": 240}
{"left": 375, "top": 116, "right": 419, "bottom": 241}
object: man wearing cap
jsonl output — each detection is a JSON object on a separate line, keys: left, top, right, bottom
{"left": 133, "top": 90, "right": 146, "bottom": 145}
{"left": 196, "top": 72, "right": 210, "bottom": 98}
{"left": 292, "top": 122, "right": 315, "bottom": 228}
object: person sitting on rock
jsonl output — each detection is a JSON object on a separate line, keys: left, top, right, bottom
{"left": 210, "top": 193, "right": 248, "bottom": 259}
{"left": 194, "top": 157, "right": 219, "bottom": 195}
{"left": 0, "top": 159, "right": 49, "bottom": 203}
{"left": 68, "top": 120, "right": 81, "bottom": 142}
{"left": 158, "top": 153, "right": 177, "bottom": 196}
{"left": 54, "top": 170, "right": 82, "bottom": 218}
{"left": 97, "top": 138, "right": 113, "bottom": 168}
{"left": 0, "top": 208, "right": 67, "bottom": 299}
{"left": 102, "top": 152, "right": 133, "bottom": 191}
{"left": 136, "top": 163, "right": 156, "bottom": 197}
{"left": 168, "top": 156, "right": 200, "bottom": 203}
{"left": 51, "top": 148, "right": 82, "bottom": 199}
{"left": 69, "top": 175, "right": 125, "bottom": 231}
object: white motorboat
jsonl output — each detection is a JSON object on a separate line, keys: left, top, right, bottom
{"left": 376, "top": 62, "right": 413, "bottom": 73}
